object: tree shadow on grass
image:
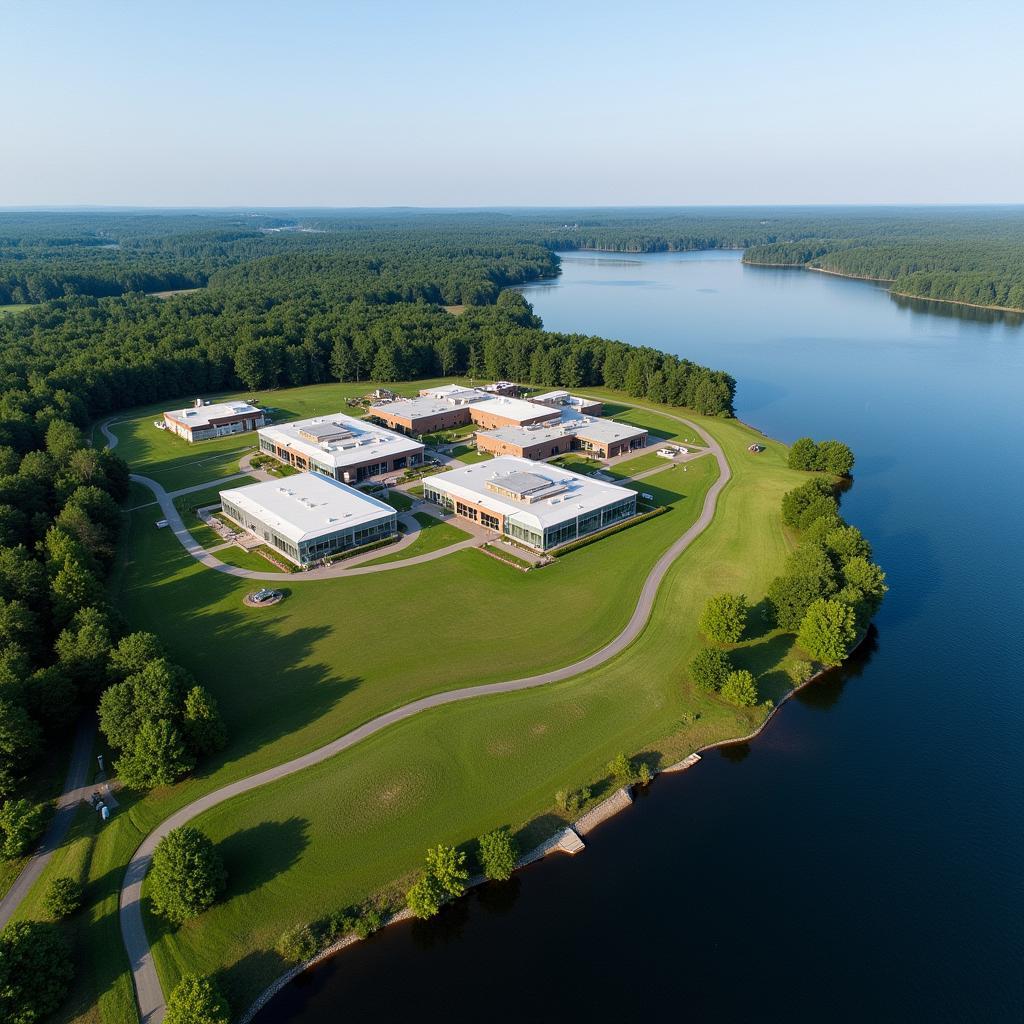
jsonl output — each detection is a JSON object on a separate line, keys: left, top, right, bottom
{"left": 218, "top": 817, "right": 311, "bottom": 898}
{"left": 730, "top": 632, "right": 793, "bottom": 680}
{"left": 218, "top": 948, "right": 289, "bottom": 1017}
{"left": 742, "top": 597, "right": 777, "bottom": 641}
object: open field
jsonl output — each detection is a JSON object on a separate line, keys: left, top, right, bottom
{"left": 104, "top": 378, "right": 467, "bottom": 493}
{"left": 140, "top": 406, "right": 806, "bottom": 1010}
{"left": 0, "top": 303, "right": 34, "bottom": 315}
{"left": 26, "top": 383, "right": 807, "bottom": 1024}
{"left": 110, "top": 422, "right": 720, "bottom": 832}
{"left": 358, "top": 512, "right": 470, "bottom": 566}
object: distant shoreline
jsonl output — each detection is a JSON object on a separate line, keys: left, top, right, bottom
{"left": 742, "top": 258, "right": 1024, "bottom": 315}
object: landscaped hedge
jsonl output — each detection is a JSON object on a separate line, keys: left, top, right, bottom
{"left": 554, "top": 505, "right": 668, "bottom": 556}
{"left": 323, "top": 534, "right": 398, "bottom": 564}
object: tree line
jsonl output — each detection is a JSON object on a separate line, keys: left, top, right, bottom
{"left": 744, "top": 234, "right": 1024, "bottom": 312}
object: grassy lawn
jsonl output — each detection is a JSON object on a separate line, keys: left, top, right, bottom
{"left": 40, "top": 383, "right": 809, "bottom": 1024}
{"left": 105, "top": 417, "right": 256, "bottom": 494}
{"left": 171, "top": 479, "right": 259, "bottom": 550}
{"left": 611, "top": 450, "right": 679, "bottom": 477}
{"left": 357, "top": 513, "right": 471, "bottom": 566}
{"left": 142, "top": 407, "right": 808, "bottom": 1011}
{"left": 549, "top": 453, "right": 604, "bottom": 475}
{"left": 449, "top": 446, "right": 492, "bottom": 464}
{"left": 213, "top": 546, "right": 290, "bottom": 574}
{"left": 371, "top": 488, "right": 413, "bottom": 511}
{"left": 103, "top": 378, "right": 478, "bottom": 494}
{"left": 0, "top": 303, "right": 34, "bottom": 315}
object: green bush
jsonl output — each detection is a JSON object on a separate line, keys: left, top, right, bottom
{"left": 798, "top": 598, "right": 858, "bottom": 666}
{"left": 690, "top": 647, "right": 733, "bottom": 692}
{"left": 0, "top": 799, "right": 46, "bottom": 859}
{"left": 607, "top": 752, "right": 633, "bottom": 784}
{"left": 164, "top": 975, "right": 230, "bottom": 1024}
{"left": 721, "top": 669, "right": 759, "bottom": 707}
{"left": 43, "top": 876, "right": 83, "bottom": 919}
{"left": 787, "top": 659, "right": 815, "bottom": 685}
{"left": 405, "top": 844, "right": 469, "bottom": 920}
{"left": 478, "top": 828, "right": 519, "bottom": 881}
{"left": 0, "top": 920, "right": 74, "bottom": 1024}
{"left": 149, "top": 826, "right": 226, "bottom": 924}
{"left": 698, "top": 592, "right": 748, "bottom": 644}
{"left": 276, "top": 923, "right": 319, "bottom": 963}
{"left": 354, "top": 906, "right": 383, "bottom": 938}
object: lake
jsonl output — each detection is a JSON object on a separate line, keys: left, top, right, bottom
{"left": 257, "top": 251, "right": 1024, "bottom": 1022}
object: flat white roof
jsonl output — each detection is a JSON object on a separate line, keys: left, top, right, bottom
{"left": 480, "top": 413, "right": 646, "bottom": 448}
{"left": 470, "top": 397, "right": 560, "bottom": 424}
{"left": 426, "top": 455, "right": 635, "bottom": 531}
{"left": 219, "top": 472, "right": 395, "bottom": 544}
{"left": 418, "top": 384, "right": 488, "bottom": 401}
{"left": 370, "top": 394, "right": 480, "bottom": 421}
{"left": 259, "top": 412, "right": 423, "bottom": 469}
{"left": 165, "top": 401, "right": 261, "bottom": 429}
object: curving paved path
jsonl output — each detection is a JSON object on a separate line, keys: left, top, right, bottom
{"left": 102, "top": 420, "right": 479, "bottom": 580}
{"left": 0, "top": 720, "right": 95, "bottom": 928}
{"left": 114, "top": 407, "right": 730, "bottom": 1024}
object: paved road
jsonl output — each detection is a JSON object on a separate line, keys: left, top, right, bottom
{"left": 117, "top": 405, "right": 730, "bottom": 1024}
{"left": 104, "top": 420, "right": 480, "bottom": 580}
{"left": 0, "top": 720, "right": 95, "bottom": 928}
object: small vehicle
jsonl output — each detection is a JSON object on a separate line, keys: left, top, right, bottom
{"left": 656, "top": 448, "right": 675, "bottom": 459}
{"left": 251, "top": 588, "right": 281, "bottom": 604}
{"left": 155, "top": 519, "right": 169, "bottom": 529}
{"left": 641, "top": 492, "right": 654, "bottom": 501}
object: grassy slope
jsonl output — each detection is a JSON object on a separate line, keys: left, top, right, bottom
{"left": 32, "top": 383, "right": 804, "bottom": 1024}
{"left": 141, "top": 407, "right": 806, "bottom": 1011}
{"left": 111, "top": 463, "right": 718, "bottom": 843}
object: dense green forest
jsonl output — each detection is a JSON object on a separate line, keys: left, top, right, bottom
{"left": 0, "top": 211, "right": 741, "bottom": 873}
{"left": 4, "top": 207, "right": 1022, "bottom": 310}
{"left": 739, "top": 213, "right": 1024, "bottom": 311}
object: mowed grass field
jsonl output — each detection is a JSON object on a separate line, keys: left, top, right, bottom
{"left": 112, "top": 454, "right": 719, "bottom": 836}
{"left": 137, "top": 405, "right": 806, "bottom": 1011}
{"left": 35, "top": 383, "right": 806, "bottom": 1024}
{"left": 358, "top": 512, "right": 470, "bottom": 566}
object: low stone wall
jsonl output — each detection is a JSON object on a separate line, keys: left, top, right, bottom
{"left": 661, "top": 752, "right": 701, "bottom": 773}
{"left": 574, "top": 786, "right": 633, "bottom": 836}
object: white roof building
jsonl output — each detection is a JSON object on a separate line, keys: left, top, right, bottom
{"left": 163, "top": 400, "right": 265, "bottom": 441}
{"left": 479, "top": 412, "right": 646, "bottom": 451}
{"left": 219, "top": 473, "right": 397, "bottom": 564}
{"left": 468, "top": 397, "right": 560, "bottom": 425}
{"left": 423, "top": 456, "right": 637, "bottom": 550}
{"left": 258, "top": 412, "right": 423, "bottom": 481}
{"left": 417, "top": 384, "right": 489, "bottom": 402}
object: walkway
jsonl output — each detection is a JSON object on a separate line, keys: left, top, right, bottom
{"left": 117, "top": 405, "right": 731, "bottom": 1024}
{"left": 0, "top": 720, "right": 96, "bottom": 928}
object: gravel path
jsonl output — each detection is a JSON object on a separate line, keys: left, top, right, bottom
{"left": 110, "top": 407, "right": 730, "bottom": 1024}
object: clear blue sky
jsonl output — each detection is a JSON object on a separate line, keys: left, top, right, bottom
{"left": 2, "top": 0, "right": 1021, "bottom": 207}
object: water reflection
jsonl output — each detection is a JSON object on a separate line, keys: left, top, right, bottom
{"left": 889, "top": 290, "right": 1024, "bottom": 326}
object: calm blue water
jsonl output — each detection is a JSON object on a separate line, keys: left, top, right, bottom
{"left": 259, "top": 252, "right": 1024, "bottom": 1022}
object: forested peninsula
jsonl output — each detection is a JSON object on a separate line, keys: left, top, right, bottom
{"left": 4, "top": 207, "right": 1024, "bottom": 314}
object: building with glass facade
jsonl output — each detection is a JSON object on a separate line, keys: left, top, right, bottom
{"left": 423, "top": 456, "right": 637, "bottom": 551}
{"left": 219, "top": 473, "right": 397, "bottom": 565}
{"left": 258, "top": 413, "right": 424, "bottom": 484}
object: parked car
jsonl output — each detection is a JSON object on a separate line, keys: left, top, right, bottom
{"left": 251, "top": 588, "right": 281, "bottom": 604}
{"left": 155, "top": 519, "right": 169, "bottom": 528}
{"left": 656, "top": 448, "right": 675, "bottom": 459}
